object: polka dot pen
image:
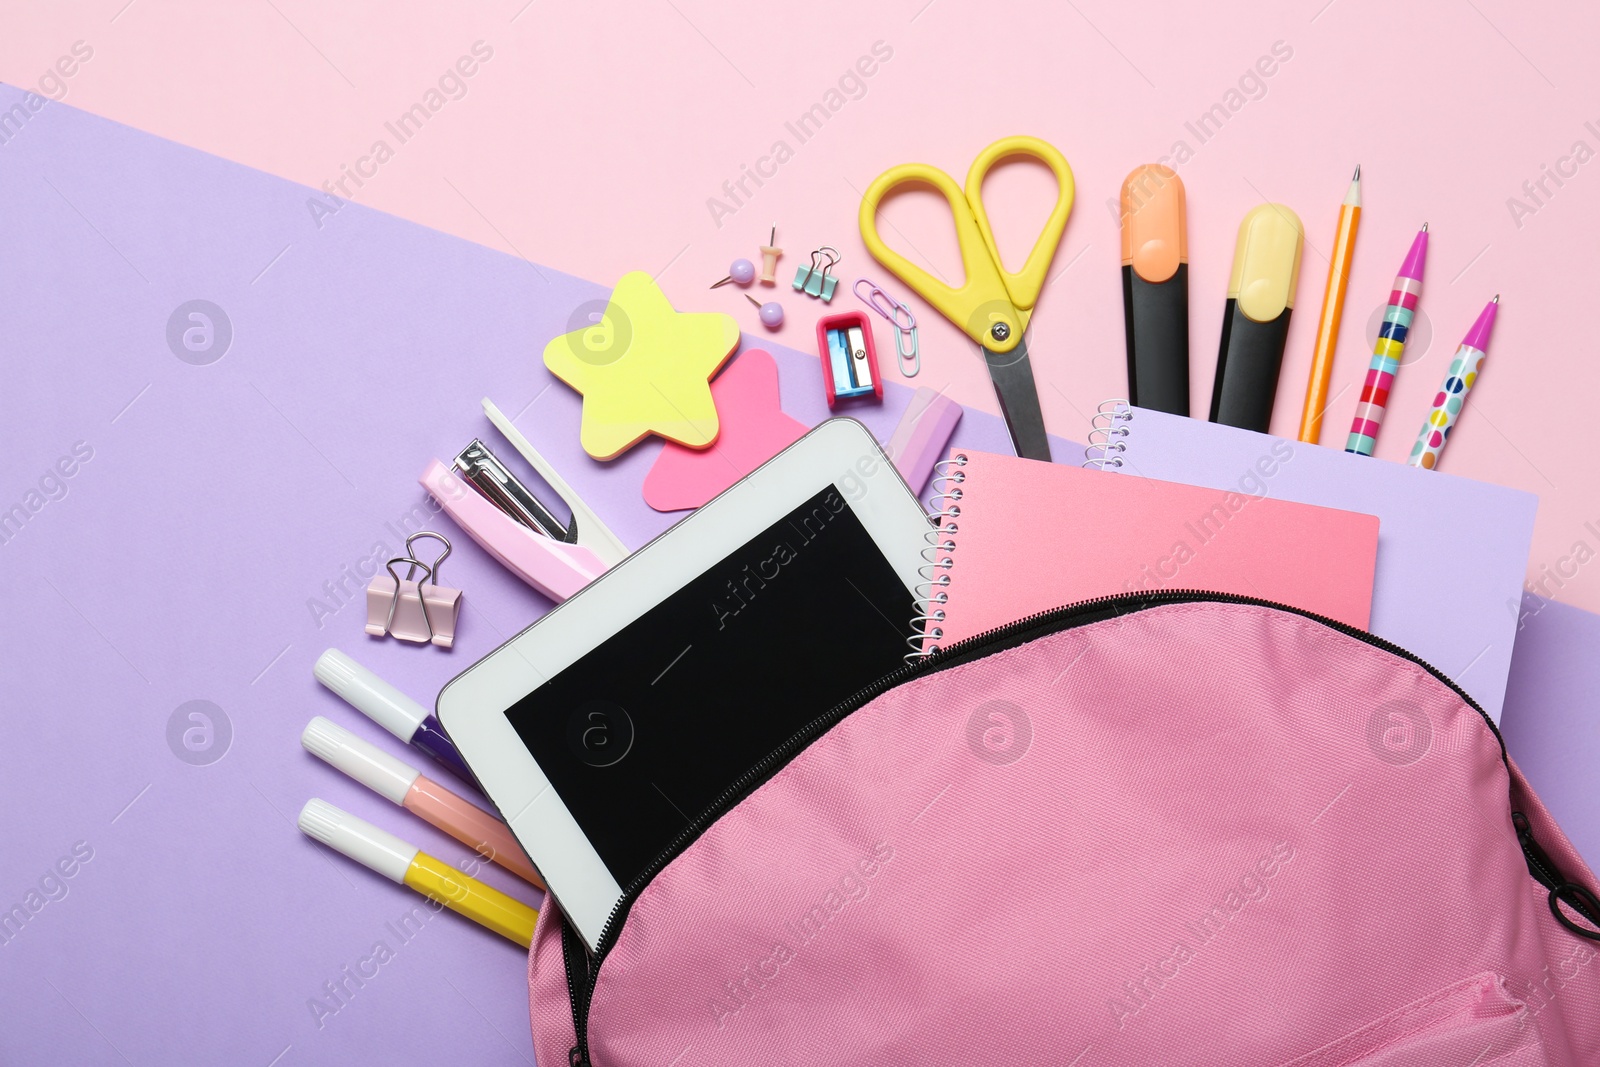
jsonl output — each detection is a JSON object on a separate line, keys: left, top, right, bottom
{"left": 1346, "top": 224, "right": 1429, "bottom": 456}
{"left": 1407, "top": 296, "right": 1499, "bottom": 470}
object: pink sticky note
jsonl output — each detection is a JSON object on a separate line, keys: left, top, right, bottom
{"left": 643, "top": 349, "right": 807, "bottom": 512}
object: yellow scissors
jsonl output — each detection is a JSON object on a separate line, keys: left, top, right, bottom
{"left": 859, "top": 135, "right": 1074, "bottom": 462}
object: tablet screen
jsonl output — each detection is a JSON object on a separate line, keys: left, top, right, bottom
{"left": 504, "top": 484, "right": 915, "bottom": 890}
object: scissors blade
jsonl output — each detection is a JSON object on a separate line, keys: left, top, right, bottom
{"left": 981, "top": 337, "right": 1052, "bottom": 462}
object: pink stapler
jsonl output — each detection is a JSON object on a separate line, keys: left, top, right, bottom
{"left": 421, "top": 412, "right": 628, "bottom": 603}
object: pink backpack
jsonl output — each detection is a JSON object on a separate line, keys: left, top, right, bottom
{"left": 526, "top": 594, "right": 1600, "bottom": 1065}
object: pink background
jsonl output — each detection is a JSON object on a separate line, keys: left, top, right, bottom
{"left": 5, "top": 0, "right": 1598, "bottom": 612}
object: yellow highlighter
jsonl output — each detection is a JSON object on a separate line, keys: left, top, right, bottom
{"left": 1209, "top": 203, "right": 1304, "bottom": 432}
{"left": 299, "top": 798, "right": 539, "bottom": 948}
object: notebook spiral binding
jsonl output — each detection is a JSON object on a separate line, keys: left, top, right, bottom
{"left": 906, "top": 454, "right": 968, "bottom": 661}
{"left": 1083, "top": 399, "right": 1133, "bottom": 469}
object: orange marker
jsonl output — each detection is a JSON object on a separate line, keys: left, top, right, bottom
{"left": 1298, "top": 165, "right": 1362, "bottom": 443}
{"left": 1120, "top": 165, "right": 1190, "bottom": 416}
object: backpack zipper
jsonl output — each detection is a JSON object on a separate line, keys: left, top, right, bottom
{"left": 1513, "top": 812, "right": 1564, "bottom": 892}
{"left": 563, "top": 589, "right": 1569, "bottom": 1063}
{"left": 560, "top": 916, "right": 591, "bottom": 1065}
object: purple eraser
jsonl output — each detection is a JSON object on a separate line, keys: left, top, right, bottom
{"left": 887, "top": 388, "right": 964, "bottom": 493}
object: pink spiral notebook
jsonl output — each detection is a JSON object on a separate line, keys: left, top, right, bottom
{"left": 926, "top": 450, "right": 1380, "bottom": 649}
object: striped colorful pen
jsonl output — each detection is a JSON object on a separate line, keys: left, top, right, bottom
{"left": 1407, "top": 296, "right": 1499, "bottom": 470}
{"left": 1346, "top": 224, "right": 1429, "bottom": 456}
{"left": 1299, "top": 165, "right": 1362, "bottom": 443}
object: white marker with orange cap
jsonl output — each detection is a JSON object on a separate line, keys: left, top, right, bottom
{"left": 301, "top": 716, "right": 544, "bottom": 890}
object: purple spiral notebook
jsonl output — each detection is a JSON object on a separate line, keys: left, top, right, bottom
{"left": 1093, "top": 406, "right": 1538, "bottom": 722}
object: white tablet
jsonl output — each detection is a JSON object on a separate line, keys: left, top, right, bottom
{"left": 437, "top": 418, "right": 932, "bottom": 951}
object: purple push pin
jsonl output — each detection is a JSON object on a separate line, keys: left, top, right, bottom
{"left": 710, "top": 258, "right": 757, "bottom": 289}
{"left": 745, "top": 294, "right": 783, "bottom": 329}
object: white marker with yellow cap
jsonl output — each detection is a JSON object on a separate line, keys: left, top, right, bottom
{"left": 298, "top": 799, "right": 539, "bottom": 948}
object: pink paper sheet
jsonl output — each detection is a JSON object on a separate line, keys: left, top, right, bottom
{"left": 934, "top": 450, "right": 1379, "bottom": 647}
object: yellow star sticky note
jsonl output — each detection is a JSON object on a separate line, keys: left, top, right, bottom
{"left": 544, "top": 272, "right": 742, "bottom": 460}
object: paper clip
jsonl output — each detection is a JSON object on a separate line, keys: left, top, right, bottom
{"left": 854, "top": 278, "right": 919, "bottom": 377}
{"left": 793, "top": 247, "right": 840, "bottom": 302}
{"left": 366, "top": 532, "right": 462, "bottom": 648}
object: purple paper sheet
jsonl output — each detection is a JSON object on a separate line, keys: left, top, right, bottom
{"left": 0, "top": 86, "right": 1072, "bottom": 1065}
{"left": 1500, "top": 594, "right": 1600, "bottom": 871}
{"left": 1101, "top": 407, "right": 1538, "bottom": 722}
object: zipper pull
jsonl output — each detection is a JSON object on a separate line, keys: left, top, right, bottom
{"left": 1514, "top": 812, "right": 1600, "bottom": 941}
{"left": 569, "top": 1045, "right": 589, "bottom": 1066}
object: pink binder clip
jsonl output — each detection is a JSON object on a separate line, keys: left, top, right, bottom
{"left": 365, "top": 532, "right": 462, "bottom": 648}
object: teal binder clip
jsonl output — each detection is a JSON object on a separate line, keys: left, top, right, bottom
{"left": 793, "top": 246, "right": 840, "bottom": 302}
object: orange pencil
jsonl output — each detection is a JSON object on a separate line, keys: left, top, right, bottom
{"left": 1298, "top": 166, "right": 1362, "bottom": 443}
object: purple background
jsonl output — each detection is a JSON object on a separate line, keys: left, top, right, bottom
{"left": 0, "top": 87, "right": 1064, "bottom": 1064}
